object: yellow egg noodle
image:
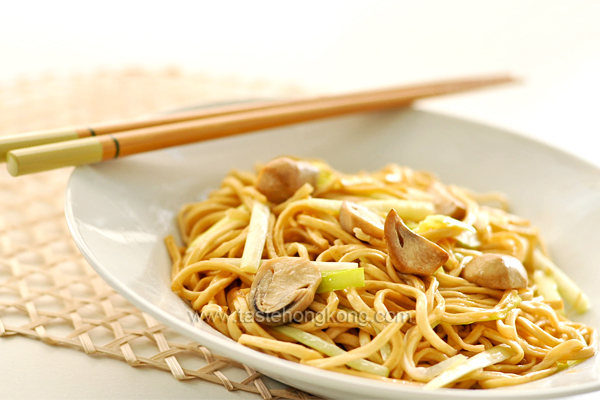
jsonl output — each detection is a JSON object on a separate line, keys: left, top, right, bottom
{"left": 166, "top": 157, "right": 596, "bottom": 389}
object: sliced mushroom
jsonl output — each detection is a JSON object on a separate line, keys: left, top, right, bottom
{"left": 384, "top": 209, "right": 449, "bottom": 276}
{"left": 461, "top": 253, "right": 528, "bottom": 290}
{"left": 249, "top": 257, "right": 321, "bottom": 326}
{"left": 339, "top": 201, "right": 385, "bottom": 239}
{"left": 255, "top": 157, "right": 320, "bottom": 203}
{"left": 429, "top": 182, "right": 467, "bottom": 220}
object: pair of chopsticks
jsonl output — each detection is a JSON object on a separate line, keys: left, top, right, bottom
{"left": 0, "top": 75, "right": 515, "bottom": 176}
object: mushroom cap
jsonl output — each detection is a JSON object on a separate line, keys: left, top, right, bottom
{"left": 255, "top": 157, "right": 320, "bottom": 203}
{"left": 461, "top": 253, "right": 528, "bottom": 290}
{"left": 429, "top": 182, "right": 467, "bottom": 220}
{"left": 249, "top": 257, "right": 321, "bottom": 326}
{"left": 384, "top": 209, "right": 449, "bottom": 276}
{"left": 339, "top": 201, "right": 385, "bottom": 239}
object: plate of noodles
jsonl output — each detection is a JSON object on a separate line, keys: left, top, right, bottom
{"left": 65, "top": 107, "right": 600, "bottom": 399}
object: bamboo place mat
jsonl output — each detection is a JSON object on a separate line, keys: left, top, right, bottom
{"left": 0, "top": 68, "right": 318, "bottom": 400}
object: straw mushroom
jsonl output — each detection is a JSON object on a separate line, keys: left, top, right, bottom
{"left": 255, "top": 157, "right": 320, "bottom": 203}
{"left": 461, "top": 253, "right": 528, "bottom": 290}
{"left": 339, "top": 201, "right": 385, "bottom": 239}
{"left": 429, "top": 182, "right": 467, "bottom": 220}
{"left": 384, "top": 209, "right": 449, "bottom": 276}
{"left": 249, "top": 257, "right": 321, "bottom": 326}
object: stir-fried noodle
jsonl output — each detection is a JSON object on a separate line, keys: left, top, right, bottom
{"left": 166, "top": 157, "right": 596, "bottom": 389}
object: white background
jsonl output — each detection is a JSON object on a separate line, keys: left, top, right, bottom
{"left": 1, "top": 1, "right": 599, "bottom": 399}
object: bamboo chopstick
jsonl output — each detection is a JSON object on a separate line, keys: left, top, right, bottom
{"left": 5, "top": 75, "right": 515, "bottom": 177}
{"left": 0, "top": 99, "right": 290, "bottom": 162}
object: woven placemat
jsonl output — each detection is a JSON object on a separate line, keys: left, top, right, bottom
{"left": 0, "top": 68, "right": 317, "bottom": 400}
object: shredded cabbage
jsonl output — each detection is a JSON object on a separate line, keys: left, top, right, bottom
{"left": 533, "top": 249, "right": 590, "bottom": 313}
{"left": 273, "top": 325, "right": 390, "bottom": 377}
{"left": 240, "top": 202, "right": 270, "bottom": 273}
{"left": 317, "top": 268, "right": 365, "bottom": 293}
{"left": 425, "top": 345, "right": 513, "bottom": 389}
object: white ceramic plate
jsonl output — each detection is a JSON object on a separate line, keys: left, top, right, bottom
{"left": 65, "top": 107, "right": 600, "bottom": 399}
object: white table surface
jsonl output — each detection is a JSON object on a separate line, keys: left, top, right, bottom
{"left": 1, "top": 1, "right": 600, "bottom": 399}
